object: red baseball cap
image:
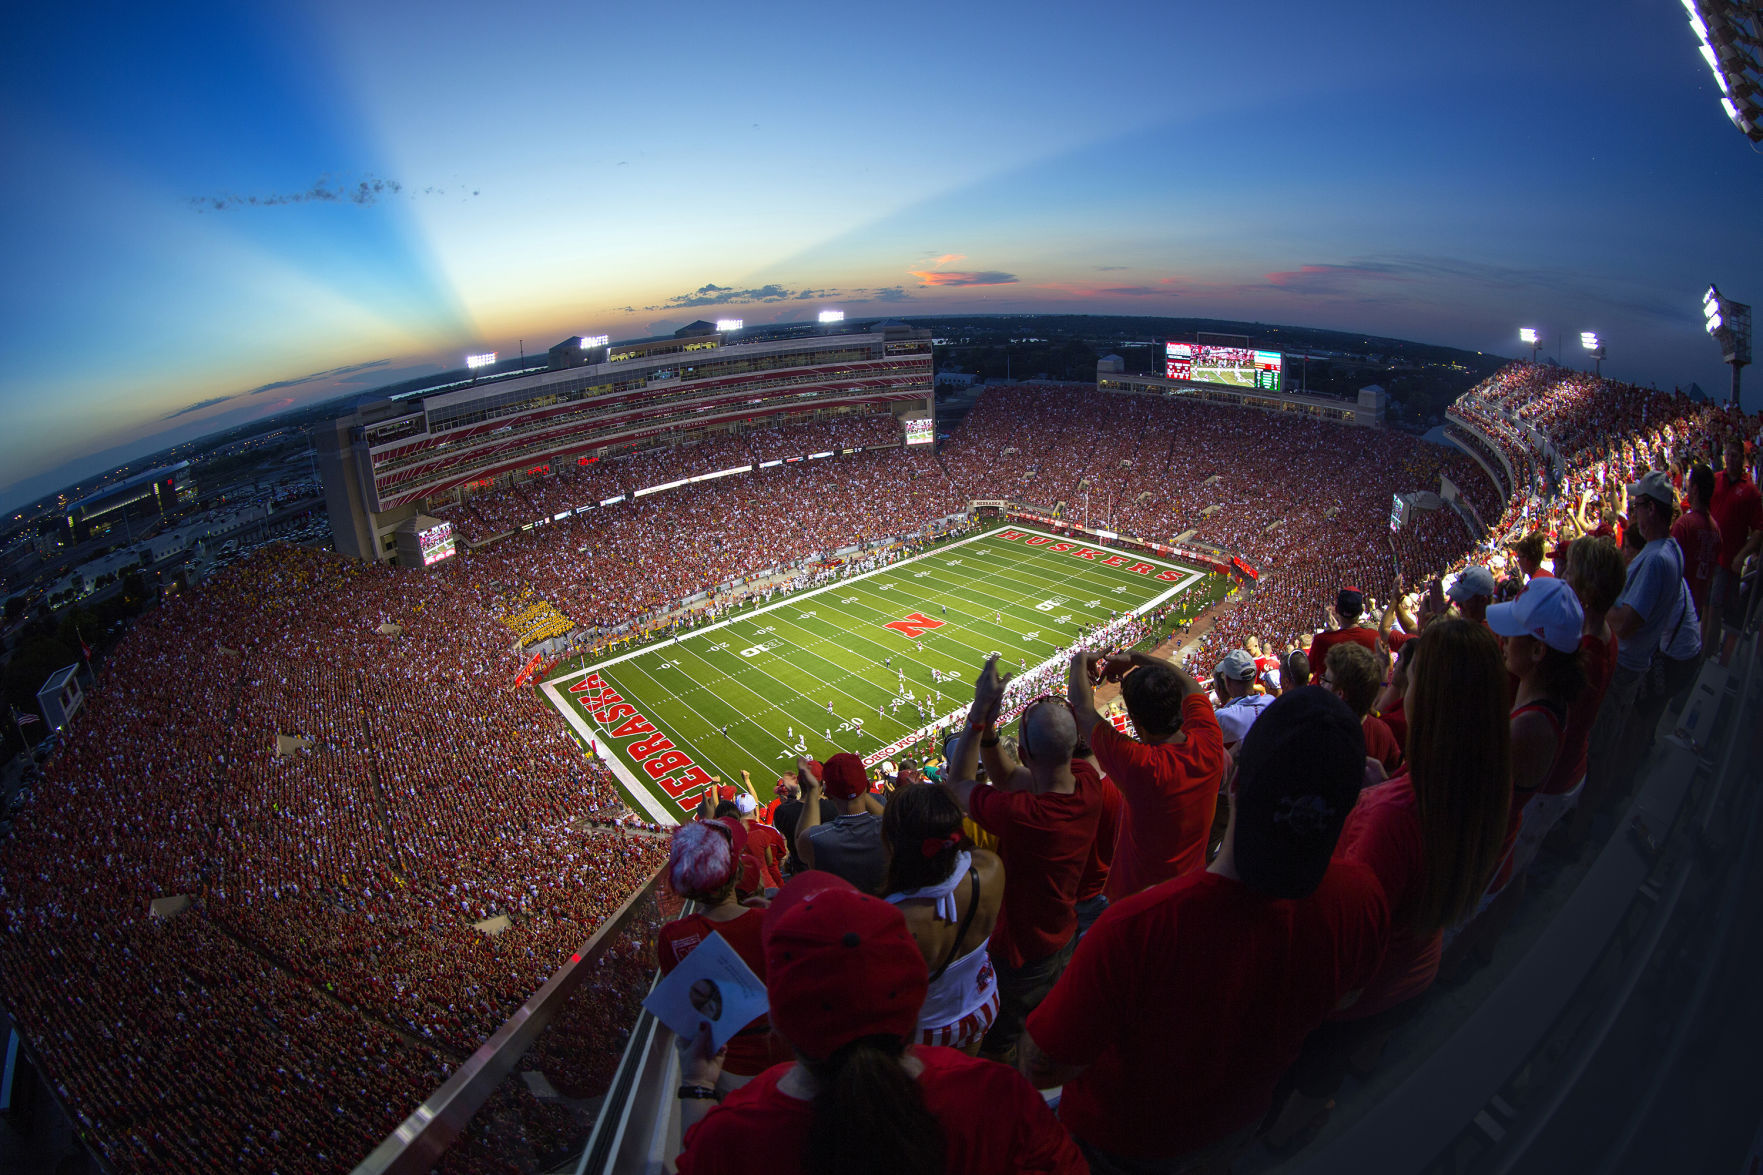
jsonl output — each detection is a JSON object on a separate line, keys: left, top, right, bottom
{"left": 762, "top": 872, "right": 927, "bottom": 1060}
{"left": 820, "top": 752, "right": 868, "bottom": 800}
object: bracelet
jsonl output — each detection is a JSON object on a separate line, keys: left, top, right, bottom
{"left": 979, "top": 737, "right": 1000, "bottom": 748}
{"left": 677, "top": 1085, "right": 719, "bottom": 1101}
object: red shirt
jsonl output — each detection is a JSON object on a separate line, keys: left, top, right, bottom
{"left": 677, "top": 1046, "right": 1087, "bottom": 1175}
{"left": 1090, "top": 694, "right": 1225, "bottom": 901}
{"left": 1543, "top": 630, "right": 1617, "bottom": 795}
{"left": 1671, "top": 507, "right": 1722, "bottom": 610}
{"left": 743, "top": 822, "right": 788, "bottom": 890}
{"left": 1334, "top": 774, "right": 1438, "bottom": 1018}
{"left": 1075, "top": 771, "right": 1123, "bottom": 902}
{"left": 657, "top": 910, "right": 791, "bottom": 1076}
{"left": 966, "top": 758, "right": 1104, "bottom": 968}
{"left": 1711, "top": 471, "right": 1762, "bottom": 571}
{"left": 1027, "top": 864, "right": 1388, "bottom": 1160}
{"left": 1306, "top": 626, "right": 1379, "bottom": 676}
{"left": 1379, "top": 697, "right": 1408, "bottom": 755}
{"left": 1362, "top": 714, "right": 1403, "bottom": 775}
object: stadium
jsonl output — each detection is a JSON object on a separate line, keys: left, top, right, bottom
{"left": 2, "top": 295, "right": 1760, "bottom": 1175}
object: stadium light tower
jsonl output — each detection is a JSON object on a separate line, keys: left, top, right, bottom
{"left": 1520, "top": 327, "right": 1540, "bottom": 363}
{"left": 1703, "top": 284, "right": 1753, "bottom": 406}
{"left": 1581, "top": 332, "right": 1605, "bottom": 377}
{"left": 1679, "top": 0, "right": 1763, "bottom": 144}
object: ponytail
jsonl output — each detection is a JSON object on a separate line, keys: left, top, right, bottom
{"left": 804, "top": 1035, "right": 945, "bottom": 1175}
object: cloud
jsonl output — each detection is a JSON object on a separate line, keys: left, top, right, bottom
{"left": 649, "top": 283, "right": 821, "bottom": 309}
{"left": 1095, "top": 265, "right": 1129, "bottom": 272}
{"left": 162, "top": 395, "right": 238, "bottom": 420}
{"left": 870, "top": 287, "right": 913, "bottom": 303}
{"left": 908, "top": 269, "right": 1018, "bottom": 287}
{"left": 190, "top": 175, "right": 477, "bottom": 212}
{"left": 248, "top": 358, "right": 393, "bottom": 395}
{"left": 1098, "top": 286, "right": 1165, "bottom": 296}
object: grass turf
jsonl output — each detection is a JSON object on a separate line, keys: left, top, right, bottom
{"left": 539, "top": 525, "right": 1205, "bottom": 822}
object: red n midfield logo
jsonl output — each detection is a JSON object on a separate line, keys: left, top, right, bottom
{"left": 883, "top": 611, "right": 945, "bottom": 638}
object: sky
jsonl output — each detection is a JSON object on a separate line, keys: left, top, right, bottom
{"left": 2, "top": 0, "right": 1760, "bottom": 515}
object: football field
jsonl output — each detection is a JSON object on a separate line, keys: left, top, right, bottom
{"left": 539, "top": 525, "right": 1206, "bottom": 822}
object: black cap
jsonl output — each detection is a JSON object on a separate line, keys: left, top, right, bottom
{"left": 1232, "top": 686, "right": 1366, "bottom": 899}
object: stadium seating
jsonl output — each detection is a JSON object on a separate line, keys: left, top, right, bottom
{"left": 1, "top": 368, "right": 1754, "bottom": 1173}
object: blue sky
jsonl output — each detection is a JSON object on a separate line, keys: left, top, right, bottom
{"left": 3, "top": 0, "right": 1759, "bottom": 514}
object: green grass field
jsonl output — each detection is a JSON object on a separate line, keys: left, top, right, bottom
{"left": 538, "top": 525, "right": 1205, "bottom": 822}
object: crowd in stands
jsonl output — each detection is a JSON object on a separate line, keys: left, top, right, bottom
{"left": 4, "top": 365, "right": 1757, "bottom": 1173}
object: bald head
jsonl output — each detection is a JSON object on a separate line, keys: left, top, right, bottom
{"left": 1021, "top": 701, "right": 1078, "bottom": 765}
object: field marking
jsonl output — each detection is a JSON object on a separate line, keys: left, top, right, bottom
{"left": 542, "top": 525, "right": 1208, "bottom": 821}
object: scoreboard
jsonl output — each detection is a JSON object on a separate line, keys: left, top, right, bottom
{"left": 1166, "top": 343, "right": 1283, "bottom": 393}
{"left": 418, "top": 520, "right": 456, "bottom": 566}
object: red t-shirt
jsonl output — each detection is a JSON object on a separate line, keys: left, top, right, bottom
{"left": 1075, "top": 771, "right": 1123, "bottom": 903}
{"left": 1090, "top": 695, "right": 1225, "bottom": 901}
{"left": 1362, "top": 714, "right": 1403, "bottom": 775}
{"left": 1334, "top": 774, "right": 1441, "bottom": 1018}
{"left": 657, "top": 910, "right": 791, "bottom": 1076}
{"left": 743, "top": 822, "right": 788, "bottom": 890}
{"left": 1543, "top": 630, "right": 1617, "bottom": 795}
{"left": 1379, "top": 697, "right": 1408, "bottom": 756}
{"left": 1306, "top": 626, "right": 1379, "bottom": 676}
{"left": 1027, "top": 864, "right": 1388, "bottom": 1160}
{"left": 676, "top": 1046, "right": 1087, "bottom": 1175}
{"left": 1671, "top": 507, "right": 1722, "bottom": 610}
{"left": 1711, "top": 471, "right": 1763, "bottom": 571}
{"left": 966, "top": 759, "right": 1103, "bottom": 968}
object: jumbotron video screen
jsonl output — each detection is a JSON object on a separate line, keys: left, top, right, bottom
{"left": 1166, "top": 342, "right": 1283, "bottom": 392}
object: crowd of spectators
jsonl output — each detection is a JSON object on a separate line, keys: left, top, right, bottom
{"left": 4, "top": 368, "right": 1756, "bottom": 1173}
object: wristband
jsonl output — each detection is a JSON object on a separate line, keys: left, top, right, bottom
{"left": 980, "top": 737, "right": 1000, "bottom": 748}
{"left": 677, "top": 1085, "right": 719, "bottom": 1101}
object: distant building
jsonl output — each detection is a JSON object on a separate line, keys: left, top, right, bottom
{"left": 318, "top": 320, "right": 935, "bottom": 562}
{"left": 63, "top": 462, "right": 197, "bottom": 544}
{"left": 935, "top": 370, "right": 980, "bottom": 389}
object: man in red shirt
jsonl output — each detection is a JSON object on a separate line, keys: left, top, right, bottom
{"left": 1306, "top": 587, "right": 1380, "bottom": 673}
{"left": 732, "top": 791, "right": 788, "bottom": 891}
{"left": 1710, "top": 436, "right": 1763, "bottom": 640}
{"left": 1323, "top": 642, "right": 1403, "bottom": 776}
{"left": 1672, "top": 463, "right": 1722, "bottom": 656}
{"left": 1072, "top": 649, "right": 1224, "bottom": 900}
{"left": 949, "top": 655, "right": 1103, "bottom": 1062}
{"left": 1018, "top": 688, "right": 1388, "bottom": 1171}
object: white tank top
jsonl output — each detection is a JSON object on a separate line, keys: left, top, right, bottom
{"left": 886, "top": 854, "right": 1000, "bottom": 1030}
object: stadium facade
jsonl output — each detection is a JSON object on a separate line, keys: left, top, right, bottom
{"left": 1094, "top": 355, "right": 1387, "bottom": 427}
{"left": 317, "top": 320, "right": 934, "bottom": 563}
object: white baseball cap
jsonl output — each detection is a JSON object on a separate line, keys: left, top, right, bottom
{"left": 1486, "top": 576, "right": 1584, "bottom": 653}
{"left": 1448, "top": 565, "right": 1497, "bottom": 603}
{"left": 735, "top": 792, "right": 758, "bottom": 815}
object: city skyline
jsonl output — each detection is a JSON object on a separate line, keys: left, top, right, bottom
{"left": 4, "top": 0, "right": 1760, "bottom": 516}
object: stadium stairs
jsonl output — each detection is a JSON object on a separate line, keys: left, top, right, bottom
{"left": 349, "top": 582, "right": 1763, "bottom": 1175}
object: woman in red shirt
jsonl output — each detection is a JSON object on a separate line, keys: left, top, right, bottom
{"left": 655, "top": 819, "right": 792, "bottom": 1090}
{"left": 1264, "top": 619, "right": 1512, "bottom": 1152}
{"left": 675, "top": 873, "right": 1085, "bottom": 1175}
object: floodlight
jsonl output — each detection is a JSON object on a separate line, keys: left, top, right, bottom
{"left": 1706, "top": 285, "right": 1720, "bottom": 307}
{"left": 581, "top": 334, "right": 609, "bottom": 348}
{"left": 466, "top": 352, "right": 497, "bottom": 369}
{"left": 817, "top": 309, "right": 844, "bottom": 324}
{"left": 1708, "top": 313, "right": 1724, "bottom": 333}
{"left": 1520, "top": 328, "right": 1539, "bottom": 344}
{"left": 1722, "top": 97, "right": 1746, "bottom": 126}
{"left": 715, "top": 318, "right": 744, "bottom": 331}
{"left": 1581, "top": 332, "right": 1600, "bottom": 349}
